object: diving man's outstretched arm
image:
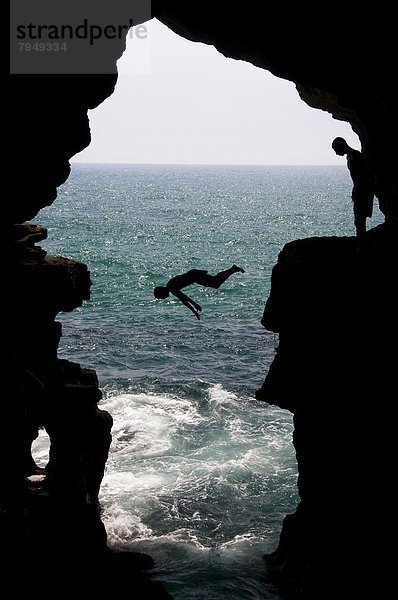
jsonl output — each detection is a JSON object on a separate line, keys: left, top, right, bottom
{"left": 173, "top": 290, "right": 202, "bottom": 320}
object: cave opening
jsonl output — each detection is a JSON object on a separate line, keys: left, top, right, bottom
{"left": 9, "top": 4, "right": 397, "bottom": 599}
{"left": 26, "top": 18, "right": 388, "bottom": 599}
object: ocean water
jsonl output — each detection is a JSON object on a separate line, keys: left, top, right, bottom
{"left": 33, "top": 164, "right": 384, "bottom": 598}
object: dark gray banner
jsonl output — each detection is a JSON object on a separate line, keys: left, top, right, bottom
{"left": 10, "top": 0, "right": 152, "bottom": 74}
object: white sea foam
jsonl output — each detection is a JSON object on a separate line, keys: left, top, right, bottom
{"left": 102, "top": 391, "right": 167, "bottom": 462}
{"left": 102, "top": 503, "right": 153, "bottom": 547}
{"left": 102, "top": 391, "right": 205, "bottom": 458}
{"left": 101, "top": 469, "right": 172, "bottom": 498}
{"left": 98, "top": 384, "right": 297, "bottom": 563}
{"left": 220, "top": 532, "right": 259, "bottom": 551}
{"left": 153, "top": 528, "right": 209, "bottom": 550}
{"left": 207, "top": 383, "right": 238, "bottom": 405}
{"left": 31, "top": 428, "right": 50, "bottom": 468}
{"left": 33, "top": 381, "right": 296, "bottom": 581}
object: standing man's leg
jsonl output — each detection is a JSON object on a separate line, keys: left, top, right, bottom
{"left": 354, "top": 207, "right": 367, "bottom": 253}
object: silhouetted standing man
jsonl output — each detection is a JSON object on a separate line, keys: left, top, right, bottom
{"left": 154, "top": 265, "right": 245, "bottom": 319}
{"left": 332, "top": 137, "right": 375, "bottom": 245}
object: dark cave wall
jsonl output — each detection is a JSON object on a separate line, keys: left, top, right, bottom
{"left": 153, "top": 2, "right": 398, "bottom": 219}
{"left": 256, "top": 224, "right": 397, "bottom": 597}
{"left": 7, "top": 2, "right": 397, "bottom": 597}
{"left": 8, "top": 3, "right": 398, "bottom": 226}
{"left": 8, "top": 73, "right": 118, "bottom": 224}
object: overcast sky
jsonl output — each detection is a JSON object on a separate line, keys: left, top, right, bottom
{"left": 74, "top": 19, "right": 359, "bottom": 165}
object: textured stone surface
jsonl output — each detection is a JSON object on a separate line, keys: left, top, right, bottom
{"left": 8, "top": 4, "right": 397, "bottom": 225}
{"left": 153, "top": 2, "right": 398, "bottom": 222}
{"left": 5, "top": 226, "right": 170, "bottom": 598}
{"left": 256, "top": 223, "right": 397, "bottom": 597}
{"left": 7, "top": 3, "right": 397, "bottom": 597}
{"left": 7, "top": 225, "right": 111, "bottom": 501}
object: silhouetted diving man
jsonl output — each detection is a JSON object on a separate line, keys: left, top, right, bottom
{"left": 332, "top": 137, "right": 375, "bottom": 243}
{"left": 154, "top": 265, "right": 245, "bottom": 319}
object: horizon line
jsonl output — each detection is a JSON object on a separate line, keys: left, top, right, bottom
{"left": 71, "top": 161, "right": 345, "bottom": 167}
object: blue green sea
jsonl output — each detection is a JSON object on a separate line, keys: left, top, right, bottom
{"left": 33, "top": 164, "right": 384, "bottom": 599}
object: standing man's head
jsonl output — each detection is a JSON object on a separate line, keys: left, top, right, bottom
{"left": 332, "top": 137, "right": 350, "bottom": 156}
{"left": 154, "top": 286, "right": 170, "bottom": 299}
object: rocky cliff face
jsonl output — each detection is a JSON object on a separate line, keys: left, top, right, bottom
{"left": 5, "top": 224, "right": 171, "bottom": 597}
{"left": 256, "top": 223, "right": 397, "bottom": 597}
{"left": 8, "top": 4, "right": 398, "bottom": 226}
{"left": 5, "top": 223, "right": 109, "bottom": 571}
{"left": 7, "top": 2, "right": 397, "bottom": 598}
